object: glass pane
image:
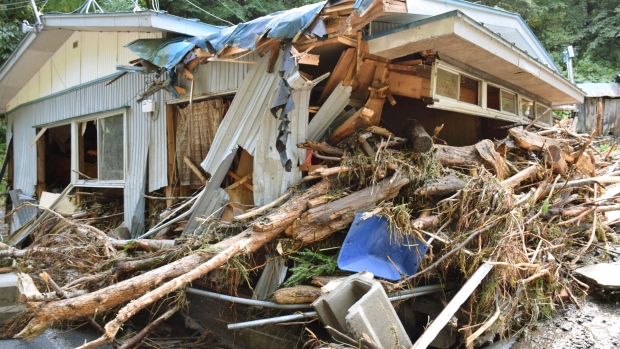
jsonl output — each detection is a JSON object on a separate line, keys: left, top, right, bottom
{"left": 521, "top": 99, "right": 534, "bottom": 119}
{"left": 459, "top": 76, "right": 480, "bottom": 105}
{"left": 536, "top": 104, "right": 551, "bottom": 124}
{"left": 501, "top": 90, "right": 516, "bottom": 114}
{"left": 487, "top": 85, "right": 500, "bottom": 110}
{"left": 98, "top": 114, "right": 124, "bottom": 181}
{"left": 436, "top": 68, "right": 458, "bottom": 100}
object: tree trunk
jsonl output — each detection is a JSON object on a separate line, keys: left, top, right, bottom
{"left": 508, "top": 128, "right": 573, "bottom": 153}
{"left": 16, "top": 178, "right": 335, "bottom": 341}
{"left": 434, "top": 140, "right": 507, "bottom": 178}
{"left": 405, "top": 119, "right": 432, "bottom": 153}
{"left": 286, "top": 172, "right": 409, "bottom": 246}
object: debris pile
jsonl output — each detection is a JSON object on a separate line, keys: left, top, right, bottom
{"left": 2, "top": 102, "right": 620, "bottom": 348}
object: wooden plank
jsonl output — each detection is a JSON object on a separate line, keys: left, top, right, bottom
{"left": 318, "top": 48, "right": 356, "bottom": 104}
{"left": 387, "top": 71, "right": 423, "bottom": 99}
{"left": 165, "top": 104, "right": 177, "bottom": 207}
{"left": 36, "top": 130, "right": 46, "bottom": 200}
{"left": 411, "top": 262, "right": 494, "bottom": 349}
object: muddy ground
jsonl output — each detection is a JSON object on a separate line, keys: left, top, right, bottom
{"left": 510, "top": 296, "right": 620, "bottom": 349}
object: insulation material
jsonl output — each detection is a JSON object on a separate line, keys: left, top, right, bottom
{"left": 175, "top": 100, "right": 223, "bottom": 186}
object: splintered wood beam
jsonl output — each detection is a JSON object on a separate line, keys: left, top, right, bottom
{"left": 194, "top": 48, "right": 213, "bottom": 58}
{"left": 337, "top": 36, "right": 358, "bottom": 47}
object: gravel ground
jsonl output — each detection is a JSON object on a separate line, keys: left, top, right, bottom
{"left": 511, "top": 297, "right": 620, "bottom": 349}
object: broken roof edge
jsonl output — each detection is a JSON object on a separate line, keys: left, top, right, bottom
{"left": 366, "top": 10, "right": 585, "bottom": 105}
{"left": 422, "top": 0, "right": 558, "bottom": 72}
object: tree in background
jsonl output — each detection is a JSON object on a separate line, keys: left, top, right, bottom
{"left": 469, "top": 0, "right": 620, "bottom": 82}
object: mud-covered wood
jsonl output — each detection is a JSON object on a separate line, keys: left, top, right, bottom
{"left": 272, "top": 285, "right": 322, "bottom": 304}
{"left": 508, "top": 128, "right": 573, "bottom": 153}
{"left": 415, "top": 174, "right": 466, "bottom": 197}
{"left": 434, "top": 140, "right": 507, "bottom": 178}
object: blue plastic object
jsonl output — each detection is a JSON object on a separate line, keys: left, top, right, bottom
{"left": 337, "top": 214, "right": 429, "bottom": 281}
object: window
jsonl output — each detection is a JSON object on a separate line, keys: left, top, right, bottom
{"left": 71, "top": 110, "right": 127, "bottom": 187}
{"left": 459, "top": 75, "right": 480, "bottom": 106}
{"left": 521, "top": 98, "right": 534, "bottom": 119}
{"left": 501, "top": 91, "right": 517, "bottom": 114}
{"left": 435, "top": 68, "right": 481, "bottom": 105}
{"left": 436, "top": 68, "right": 458, "bottom": 100}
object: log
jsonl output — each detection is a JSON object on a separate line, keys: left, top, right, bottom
{"left": 404, "top": 119, "right": 432, "bottom": 153}
{"left": 16, "top": 179, "right": 335, "bottom": 341}
{"left": 297, "top": 140, "right": 344, "bottom": 157}
{"left": 434, "top": 140, "right": 507, "bottom": 178}
{"left": 508, "top": 128, "right": 573, "bottom": 153}
{"left": 272, "top": 285, "right": 322, "bottom": 304}
{"left": 20, "top": 289, "right": 89, "bottom": 303}
{"left": 415, "top": 174, "right": 466, "bottom": 197}
{"left": 286, "top": 172, "right": 409, "bottom": 246}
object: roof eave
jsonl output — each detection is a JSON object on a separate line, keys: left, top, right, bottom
{"left": 367, "top": 10, "right": 584, "bottom": 105}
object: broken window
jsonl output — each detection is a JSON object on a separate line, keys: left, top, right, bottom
{"left": 72, "top": 110, "right": 126, "bottom": 187}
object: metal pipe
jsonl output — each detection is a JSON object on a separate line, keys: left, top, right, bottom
{"left": 186, "top": 287, "right": 314, "bottom": 310}
{"left": 227, "top": 312, "right": 318, "bottom": 330}
{"left": 223, "top": 286, "right": 445, "bottom": 330}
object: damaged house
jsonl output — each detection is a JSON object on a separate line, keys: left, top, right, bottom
{"left": 0, "top": 0, "right": 594, "bottom": 348}
{"left": 0, "top": 0, "right": 584, "bottom": 239}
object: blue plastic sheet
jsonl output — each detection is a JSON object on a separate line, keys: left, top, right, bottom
{"left": 338, "top": 214, "right": 430, "bottom": 281}
{"left": 125, "top": 38, "right": 194, "bottom": 70}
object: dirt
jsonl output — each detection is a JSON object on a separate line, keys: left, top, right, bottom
{"left": 511, "top": 297, "right": 620, "bottom": 349}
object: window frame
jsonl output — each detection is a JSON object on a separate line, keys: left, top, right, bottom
{"left": 70, "top": 109, "right": 127, "bottom": 188}
{"left": 431, "top": 60, "right": 552, "bottom": 125}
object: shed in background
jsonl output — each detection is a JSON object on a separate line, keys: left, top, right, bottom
{"left": 577, "top": 82, "right": 620, "bottom": 135}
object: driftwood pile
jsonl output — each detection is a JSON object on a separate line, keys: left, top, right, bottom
{"left": 2, "top": 106, "right": 620, "bottom": 348}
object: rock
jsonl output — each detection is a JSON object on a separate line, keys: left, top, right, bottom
{"left": 574, "top": 263, "right": 620, "bottom": 290}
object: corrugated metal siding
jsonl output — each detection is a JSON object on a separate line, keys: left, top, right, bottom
{"left": 148, "top": 96, "right": 168, "bottom": 192}
{"left": 171, "top": 52, "right": 257, "bottom": 101}
{"left": 369, "top": 21, "right": 403, "bottom": 36}
{"left": 200, "top": 53, "right": 281, "bottom": 172}
{"left": 308, "top": 81, "right": 352, "bottom": 141}
{"left": 577, "top": 83, "right": 620, "bottom": 98}
{"left": 253, "top": 87, "right": 309, "bottom": 205}
{"left": 7, "top": 73, "right": 167, "bottom": 235}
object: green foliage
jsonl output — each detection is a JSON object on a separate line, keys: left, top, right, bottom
{"left": 283, "top": 249, "right": 337, "bottom": 287}
{"left": 470, "top": 0, "right": 620, "bottom": 83}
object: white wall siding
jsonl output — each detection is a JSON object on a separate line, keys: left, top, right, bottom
{"left": 98, "top": 32, "right": 119, "bottom": 78}
{"left": 65, "top": 32, "right": 82, "bottom": 88}
{"left": 148, "top": 96, "right": 169, "bottom": 192}
{"left": 51, "top": 43, "right": 67, "bottom": 94}
{"left": 40, "top": 60, "right": 52, "bottom": 97}
{"left": 81, "top": 32, "right": 100, "bottom": 83}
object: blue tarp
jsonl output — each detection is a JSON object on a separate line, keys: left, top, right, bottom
{"left": 189, "top": 1, "right": 326, "bottom": 54}
{"left": 124, "top": 38, "right": 194, "bottom": 70}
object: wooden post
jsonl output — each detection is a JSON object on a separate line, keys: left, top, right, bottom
{"left": 404, "top": 119, "right": 432, "bottom": 153}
